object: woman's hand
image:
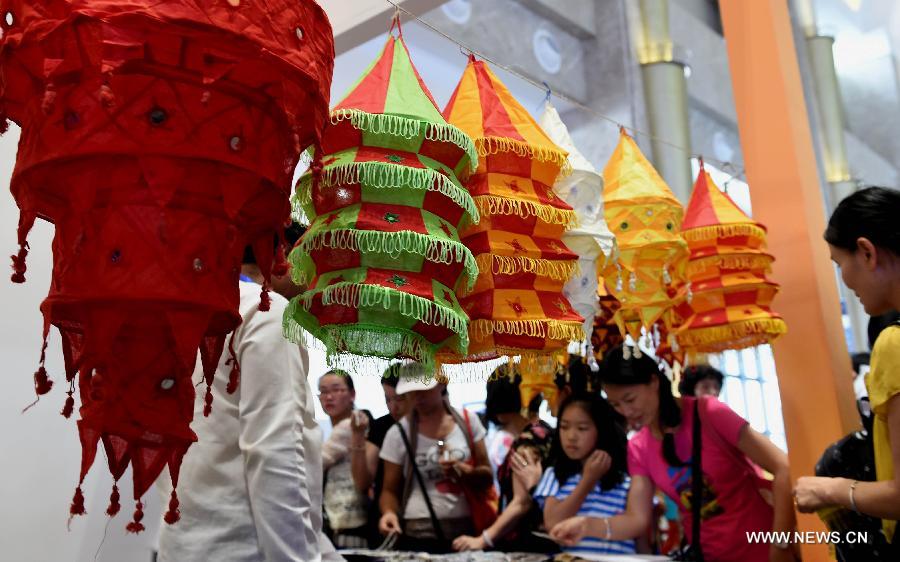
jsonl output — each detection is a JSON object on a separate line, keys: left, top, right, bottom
{"left": 452, "top": 534, "right": 486, "bottom": 551}
{"left": 350, "top": 410, "right": 369, "bottom": 437}
{"left": 769, "top": 544, "right": 802, "bottom": 562}
{"left": 379, "top": 511, "right": 402, "bottom": 535}
{"left": 582, "top": 450, "right": 612, "bottom": 484}
{"left": 794, "top": 476, "right": 845, "bottom": 513}
{"left": 549, "top": 515, "right": 588, "bottom": 546}
{"left": 511, "top": 449, "right": 542, "bottom": 491}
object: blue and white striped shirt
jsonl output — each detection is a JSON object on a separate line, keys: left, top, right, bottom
{"left": 533, "top": 466, "right": 636, "bottom": 556}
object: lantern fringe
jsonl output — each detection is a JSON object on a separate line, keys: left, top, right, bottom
{"left": 475, "top": 253, "right": 578, "bottom": 282}
{"left": 676, "top": 318, "right": 787, "bottom": 351}
{"left": 290, "top": 229, "right": 478, "bottom": 291}
{"left": 474, "top": 195, "right": 576, "bottom": 228}
{"left": 295, "top": 282, "right": 470, "bottom": 338}
{"left": 330, "top": 109, "right": 478, "bottom": 173}
{"left": 283, "top": 305, "right": 466, "bottom": 366}
{"left": 293, "top": 160, "right": 479, "bottom": 225}
{"left": 476, "top": 136, "right": 572, "bottom": 176}
{"left": 470, "top": 318, "right": 585, "bottom": 342}
{"left": 682, "top": 223, "right": 767, "bottom": 243}
{"left": 687, "top": 253, "right": 774, "bottom": 275}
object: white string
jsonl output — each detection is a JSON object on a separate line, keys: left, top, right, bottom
{"left": 382, "top": 1, "right": 747, "bottom": 185}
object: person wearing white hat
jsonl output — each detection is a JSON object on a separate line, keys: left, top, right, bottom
{"left": 377, "top": 363, "right": 494, "bottom": 553}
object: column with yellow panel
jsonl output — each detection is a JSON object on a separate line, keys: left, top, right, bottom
{"left": 718, "top": 1, "right": 860, "bottom": 560}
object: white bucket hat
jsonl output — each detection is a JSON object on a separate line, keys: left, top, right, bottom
{"left": 394, "top": 362, "right": 439, "bottom": 395}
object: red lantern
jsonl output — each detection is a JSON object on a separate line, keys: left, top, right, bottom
{"left": 2, "top": 0, "right": 334, "bottom": 531}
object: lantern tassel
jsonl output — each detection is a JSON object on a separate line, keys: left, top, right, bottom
{"left": 225, "top": 330, "right": 241, "bottom": 394}
{"left": 163, "top": 490, "right": 181, "bottom": 525}
{"left": 106, "top": 483, "right": 121, "bottom": 516}
{"left": 126, "top": 501, "right": 145, "bottom": 534}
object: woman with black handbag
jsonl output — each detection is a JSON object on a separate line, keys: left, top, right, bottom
{"left": 795, "top": 187, "right": 900, "bottom": 555}
{"left": 377, "top": 362, "right": 495, "bottom": 553}
{"left": 550, "top": 344, "right": 799, "bottom": 562}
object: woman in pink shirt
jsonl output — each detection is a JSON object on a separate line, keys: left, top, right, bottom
{"left": 550, "top": 345, "right": 798, "bottom": 561}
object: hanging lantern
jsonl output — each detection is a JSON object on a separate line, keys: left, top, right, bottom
{"left": 601, "top": 129, "right": 688, "bottom": 341}
{"left": 674, "top": 164, "right": 786, "bottom": 352}
{"left": 539, "top": 101, "right": 617, "bottom": 349}
{"left": 591, "top": 283, "right": 625, "bottom": 361}
{"left": 442, "top": 56, "right": 584, "bottom": 365}
{"left": 2, "top": 0, "right": 334, "bottom": 531}
{"left": 285, "top": 23, "right": 480, "bottom": 368}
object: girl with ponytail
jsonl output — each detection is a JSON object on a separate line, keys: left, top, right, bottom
{"left": 549, "top": 344, "right": 798, "bottom": 562}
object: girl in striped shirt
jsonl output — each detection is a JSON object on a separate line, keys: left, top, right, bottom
{"left": 534, "top": 393, "right": 636, "bottom": 556}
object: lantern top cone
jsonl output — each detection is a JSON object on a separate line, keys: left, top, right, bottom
{"left": 443, "top": 55, "right": 570, "bottom": 174}
{"left": 682, "top": 164, "right": 767, "bottom": 243}
{"left": 603, "top": 129, "right": 681, "bottom": 207}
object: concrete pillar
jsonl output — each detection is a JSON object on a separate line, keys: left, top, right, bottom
{"left": 718, "top": 2, "right": 861, "bottom": 560}
{"left": 635, "top": 0, "right": 693, "bottom": 203}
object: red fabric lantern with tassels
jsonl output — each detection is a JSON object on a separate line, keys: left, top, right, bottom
{"left": 1, "top": 0, "right": 334, "bottom": 532}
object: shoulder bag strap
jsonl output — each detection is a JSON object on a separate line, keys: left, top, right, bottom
{"left": 691, "top": 398, "right": 705, "bottom": 561}
{"left": 395, "top": 419, "right": 447, "bottom": 542}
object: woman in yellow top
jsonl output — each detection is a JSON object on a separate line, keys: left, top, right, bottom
{"left": 795, "top": 186, "right": 900, "bottom": 548}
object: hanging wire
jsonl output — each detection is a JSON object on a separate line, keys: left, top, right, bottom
{"left": 382, "top": 0, "right": 747, "bottom": 185}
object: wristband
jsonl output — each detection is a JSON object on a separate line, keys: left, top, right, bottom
{"left": 849, "top": 480, "right": 860, "bottom": 514}
{"left": 602, "top": 517, "right": 612, "bottom": 540}
{"left": 482, "top": 530, "right": 494, "bottom": 549}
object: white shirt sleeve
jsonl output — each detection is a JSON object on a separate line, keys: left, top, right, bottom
{"left": 463, "top": 409, "right": 487, "bottom": 442}
{"left": 379, "top": 423, "right": 406, "bottom": 466}
{"left": 236, "top": 303, "right": 316, "bottom": 562}
{"left": 322, "top": 418, "right": 351, "bottom": 471}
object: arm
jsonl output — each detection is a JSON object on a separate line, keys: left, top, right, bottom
{"left": 737, "top": 424, "right": 796, "bottom": 534}
{"left": 349, "top": 413, "right": 379, "bottom": 494}
{"left": 796, "top": 394, "right": 900, "bottom": 519}
{"left": 237, "top": 304, "right": 316, "bottom": 561}
{"left": 321, "top": 419, "right": 350, "bottom": 471}
{"left": 454, "top": 438, "right": 494, "bottom": 489}
{"left": 378, "top": 460, "right": 404, "bottom": 535}
{"left": 549, "top": 474, "right": 656, "bottom": 545}
{"left": 543, "top": 450, "right": 611, "bottom": 529}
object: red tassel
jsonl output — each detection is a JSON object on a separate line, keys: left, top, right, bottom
{"left": 61, "top": 391, "right": 74, "bottom": 418}
{"left": 163, "top": 490, "right": 181, "bottom": 525}
{"left": 70, "top": 486, "right": 86, "bottom": 516}
{"left": 99, "top": 84, "right": 115, "bottom": 108}
{"left": 34, "top": 366, "right": 53, "bottom": 395}
{"left": 106, "top": 484, "right": 120, "bottom": 516}
{"left": 125, "top": 501, "right": 145, "bottom": 534}
{"left": 10, "top": 244, "right": 27, "bottom": 283}
{"left": 258, "top": 285, "right": 271, "bottom": 311}
{"left": 203, "top": 385, "right": 213, "bottom": 417}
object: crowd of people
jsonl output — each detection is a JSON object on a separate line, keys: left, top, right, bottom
{"left": 152, "top": 187, "right": 900, "bottom": 561}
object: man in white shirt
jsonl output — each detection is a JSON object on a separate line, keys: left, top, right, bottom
{"left": 157, "top": 232, "right": 339, "bottom": 561}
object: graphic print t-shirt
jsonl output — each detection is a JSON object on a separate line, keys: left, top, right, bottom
{"left": 380, "top": 411, "right": 486, "bottom": 520}
{"left": 627, "top": 396, "right": 773, "bottom": 562}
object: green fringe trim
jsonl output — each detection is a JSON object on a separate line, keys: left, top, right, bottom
{"left": 477, "top": 136, "right": 572, "bottom": 176}
{"left": 470, "top": 319, "right": 585, "bottom": 342}
{"left": 676, "top": 317, "right": 787, "bottom": 352}
{"left": 475, "top": 253, "right": 578, "bottom": 282}
{"left": 293, "top": 160, "right": 480, "bottom": 225}
{"left": 298, "top": 282, "right": 469, "bottom": 346}
{"left": 293, "top": 228, "right": 479, "bottom": 291}
{"left": 475, "top": 195, "right": 577, "bottom": 228}
{"left": 683, "top": 223, "right": 767, "bottom": 243}
{"left": 283, "top": 300, "right": 467, "bottom": 366}
{"left": 331, "top": 109, "right": 479, "bottom": 174}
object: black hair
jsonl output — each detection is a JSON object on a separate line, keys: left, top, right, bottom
{"left": 484, "top": 366, "right": 541, "bottom": 425}
{"left": 242, "top": 223, "right": 307, "bottom": 265}
{"left": 321, "top": 369, "right": 354, "bottom": 392}
{"left": 598, "top": 345, "right": 684, "bottom": 468}
{"left": 868, "top": 311, "right": 900, "bottom": 348}
{"left": 381, "top": 364, "right": 401, "bottom": 388}
{"left": 824, "top": 186, "right": 900, "bottom": 256}
{"left": 678, "top": 365, "right": 724, "bottom": 397}
{"left": 549, "top": 393, "right": 628, "bottom": 491}
{"left": 554, "top": 354, "right": 597, "bottom": 394}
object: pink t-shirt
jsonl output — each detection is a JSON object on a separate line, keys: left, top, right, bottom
{"left": 628, "top": 396, "right": 773, "bottom": 562}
